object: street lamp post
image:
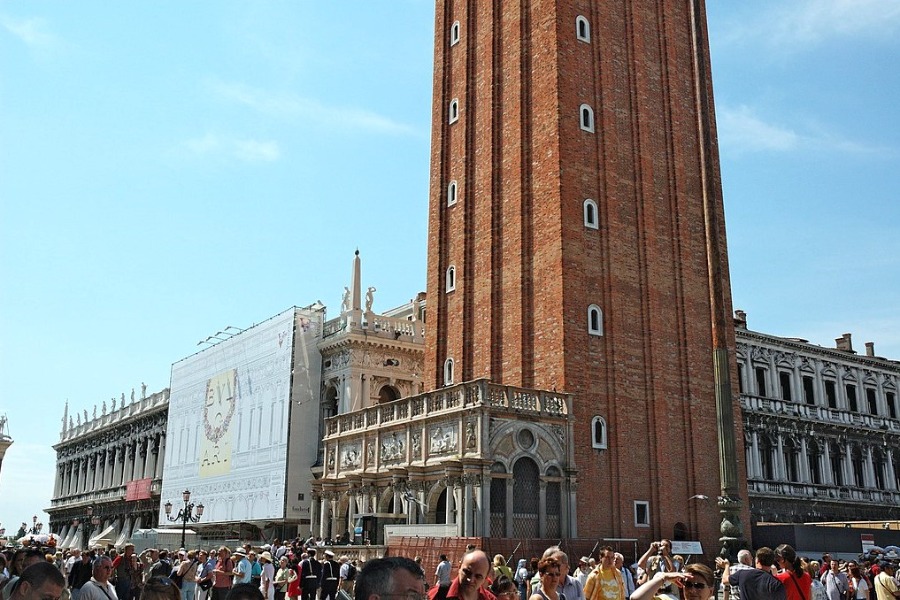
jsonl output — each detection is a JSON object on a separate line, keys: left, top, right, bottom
{"left": 29, "top": 515, "right": 43, "bottom": 535}
{"left": 164, "top": 489, "right": 204, "bottom": 549}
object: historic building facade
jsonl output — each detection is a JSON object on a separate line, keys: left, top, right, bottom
{"left": 419, "top": 0, "right": 745, "bottom": 552}
{"left": 312, "top": 380, "right": 575, "bottom": 542}
{"left": 47, "top": 388, "right": 169, "bottom": 548}
{"left": 736, "top": 312, "right": 900, "bottom": 525}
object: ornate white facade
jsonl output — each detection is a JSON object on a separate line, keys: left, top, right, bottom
{"left": 48, "top": 388, "right": 169, "bottom": 548}
{"left": 736, "top": 311, "right": 900, "bottom": 524}
{"left": 311, "top": 380, "right": 577, "bottom": 542}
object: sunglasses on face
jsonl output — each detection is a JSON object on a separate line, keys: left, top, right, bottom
{"left": 683, "top": 582, "right": 709, "bottom": 590}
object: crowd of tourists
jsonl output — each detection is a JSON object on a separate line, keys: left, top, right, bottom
{"left": 0, "top": 538, "right": 359, "bottom": 600}
{"left": 3, "top": 538, "right": 900, "bottom": 600}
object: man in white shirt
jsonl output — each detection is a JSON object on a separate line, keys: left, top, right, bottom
{"left": 78, "top": 557, "right": 118, "bottom": 600}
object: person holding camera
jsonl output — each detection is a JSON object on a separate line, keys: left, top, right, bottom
{"left": 637, "top": 542, "right": 677, "bottom": 599}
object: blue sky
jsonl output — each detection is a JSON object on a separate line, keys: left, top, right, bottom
{"left": 1, "top": 1, "right": 898, "bottom": 531}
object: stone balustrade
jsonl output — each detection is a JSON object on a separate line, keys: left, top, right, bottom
{"left": 741, "top": 393, "right": 900, "bottom": 432}
{"left": 61, "top": 389, "right": 170, "bottom": 442}
{"left": 322, "top": 311, "right": 424, "bottom": 342}
{"left": 325, "top": 379, "right": 569, "bottom": 438}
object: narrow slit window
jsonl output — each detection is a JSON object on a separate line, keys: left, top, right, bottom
{"left": 591, "top": 416, "right": 607, "bottom": 449}
{"left": 576, "top": 16, "right": 590, "bottom": 42}
{"left": 583, "top": 199, "right": 598, "bottom": 229}
{"left": 450, "top": 20, "right": 460, "bottom": 46}
{"left": 588, "top": 304, "right": 603, "bottom": 336}
{"left": 448, "top": 180, "right": 458, "bottom": 206}
{"left": 449, "top": 99, "right": 460, "bottom": 124}
{"left": 444, "top": 358, "right": 455, "bottom": 386}
{"left": 446, "top": 265, "right": 456, "bottom": 292}
{"left": 580, "top": 104, "right": 595, "bottom": 132}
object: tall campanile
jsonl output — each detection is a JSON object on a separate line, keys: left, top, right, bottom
{"left": 424, "top": 0, "right": 748, "bottom": 550}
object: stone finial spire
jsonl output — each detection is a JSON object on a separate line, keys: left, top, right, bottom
{"left": 351, "top": 249, "right": 362, "bottom": 312}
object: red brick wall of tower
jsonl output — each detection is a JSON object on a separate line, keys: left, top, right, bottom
{"left": 424, "top": 0, "right": 749, "bottom": 552}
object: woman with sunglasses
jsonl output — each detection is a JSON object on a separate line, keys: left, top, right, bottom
{"left": 630, "top": 563, "right": 715, "bottom": 600}
{"left": 774, "top": 545, "right": 811, "bottom": 600}
{"left": 529, "top": 557, "right": 564, "bottom": 600}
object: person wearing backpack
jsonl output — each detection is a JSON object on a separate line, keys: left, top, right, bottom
{"left": 339, "top": 557, "right": 357, "bottom": 596}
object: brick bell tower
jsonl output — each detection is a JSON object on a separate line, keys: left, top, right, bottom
{"left": 424, "top": 0, "right": 748, "bottom": 553}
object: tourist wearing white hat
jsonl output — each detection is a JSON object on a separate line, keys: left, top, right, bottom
{"left": 259, "top": 552, "right": 276, "bottom": 600}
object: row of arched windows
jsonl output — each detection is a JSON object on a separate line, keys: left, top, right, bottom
{"left": 440, "top": 13, "right": 604, "bottom": 390}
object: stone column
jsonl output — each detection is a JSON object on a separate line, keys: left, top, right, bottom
{"left": 137, "top": 437, "right": 148, "bottom": 479}
{"left": 454, "top": 483, "right": 463, "bottom": 535}
{"left": 462, "top": 478, "right": 473, "bottom": 537}
{"left": 329, "top": 495, "right": 340, "bottom": 540}
{"left": 822, "top": 443, "right": 834, "bottom": 485}
{"left": 155, "top": 436, "right": 166, "bottom": 479}
{"left": 886, "top": 451, "right": 898, "bottom": 491}
{"left": 799, "top": 439, "right": 811, "bottom": 483}
{"left": 749, "top": 432, "right": 761, "bottom": 479}
{"left": 347, "top": 490, "right": 356, "bottom": 533}
{"left": 309, "top": 493, "right": 320, "bottom": 539}
{"left": 865, "top": 446, "right": 877, "bottom": 488}
{"left": 145, "top": 437, "right": 158, "bottom": 480}
{"left": 479, "top": 477, "right": 490, "bottom": 537}
{"left": 319, "top": 494, "right": 329, "bottom": 539}
{"left": 505, "top": 479, "right": 514, "bottom": 537}
{"left": 538, "top": 481, "right": 547, "bottom": 538}
{"left": 445, "top": 482, "right": 455, "bottom": 527}
{"left": 775, "top": 435, "right": 786, "bottom": 481}
{"left": 53, "top": 465, "right": 62, "bottom": 498}
{"left": 842, "top": 447, "right": 853, "bottom": 486}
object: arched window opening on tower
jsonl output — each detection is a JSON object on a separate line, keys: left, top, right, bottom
{"left": 446, "top": 265, "right": 456, "bottom": 292}
{"left": 576, "top": 16, "right": 590, "bottom": 42}
{"left": 449, "top": 99, "right": 460, "bottom": 124}
{"left": 588, "top": 304, "right": 603, "bottom": 335}
{"left": 448, "top": 180, "right": 458, "bottom": 206}
{"left": 444, "top": 357, "right": 455, "bottom": 386}
{"left": 580, "top": 104, "right": 595, "bottom": 132}
{"left": 450, "top": 20, "right": 461, "bottom": 46}
{"left": 591, "top": 416, "right": 607, "bottom": 449}
{"left": 583, "top": 198, "right": 598, "bottom": 229}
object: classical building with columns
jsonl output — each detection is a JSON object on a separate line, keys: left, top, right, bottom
{"left": 47, "top": 388, "right": 169, "bottom": 548}
{"left": 736, "top": 311, "right": 900, "bottom": 525}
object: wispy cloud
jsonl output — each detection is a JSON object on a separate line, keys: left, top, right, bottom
{"left": 717, "top": 104, "right": 892, "bottom": 156}
{"left": 180, "top": 133, "right": 281, "bottom": 163}
{"left": 1, "top": 14, "right": 57, "bottom": 48}
{"left": 719, "top": 0, "right": 900, "bottom": 48}
{"left": 207, "top": 80, "right": 420, "bottom": 137}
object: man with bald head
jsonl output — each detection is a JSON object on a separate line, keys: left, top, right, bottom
{"left": 427, "top": 551, "right": 495, "bottom": 600}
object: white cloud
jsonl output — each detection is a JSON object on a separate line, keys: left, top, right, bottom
{"left": 717, "top": 104, "right": 891, "bottom": 156}
{"left": 1, "top": 14, "right": 57, "bottom": 48}
{"left": 208, "top": 80, "right": 420, "bottom": 137}
{"left": 181, "top": 133, "right": 281, "bottom": 163}
{"left": 720, "top": 0, "right": 900, "bottom": 48}
{"left": 717, "top": 105, "right": 800, "bottom": 152}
